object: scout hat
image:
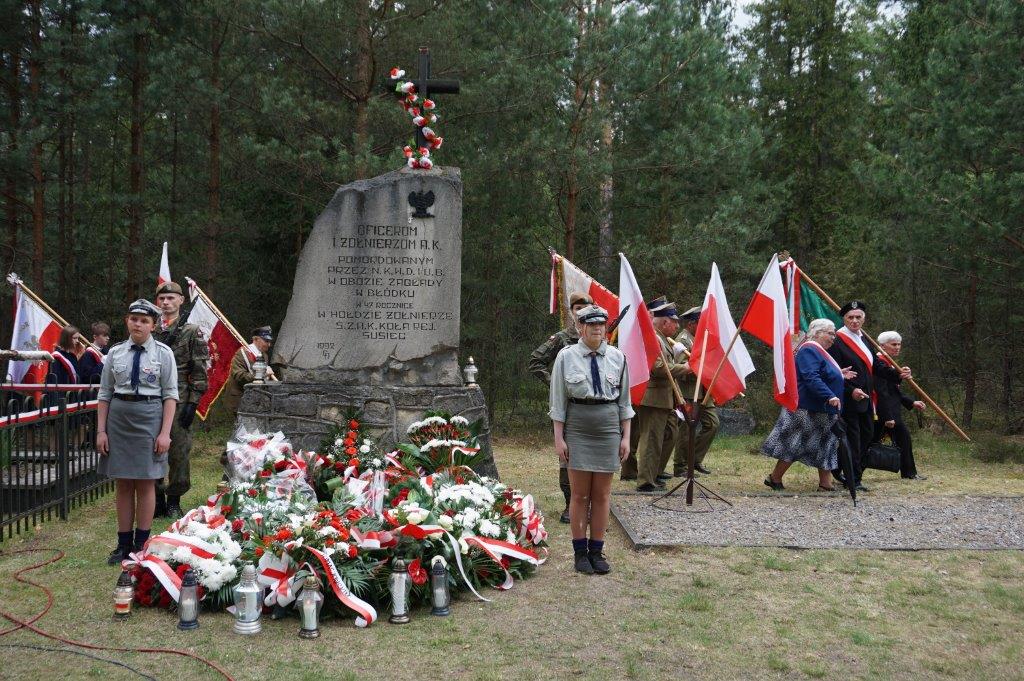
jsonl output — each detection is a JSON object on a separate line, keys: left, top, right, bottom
{"left": 569, "top": 292, "right": 594, "bottom": 308}
{"left": 576, "top": 304, "right": 608, "bottom": 325}
{"left": 127, "top": 299, "right": 161, "bottom": 320}
{"left": 155, "top": 281, "right": 184, "bottom": 296}
{"left": 252, "top": 326, "right": 274, "bottom": 341}
{"left": 839, "top": 300, "right": 867, "bottom": 316}
{"left": 681, "top": 305, "right": 702, "bottom": 321}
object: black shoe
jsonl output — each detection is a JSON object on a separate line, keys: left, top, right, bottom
{"left": 855, "top": 483, "right": 870, "bottom": 492}
{"left": 166, "top": 504, "right": 183, "bottom": 520}
{"left": 106, "top": 545, "right": 129, "bottom": 566}
{"left": 574, "top": 550, "right": 595, "bottom": 575}
{"left": 559, "top": 509, "right": 570, "bottom": 524}
{"left": 620, "top": 474, "right": 637, "bottom": 481}
{"left": 636, "top": 483, "right": 660, "bottom": 493}
{"left": 833, "top": 470, "right": 847, "bottom": 486}
{"left": 656, "top": 473, "right": 672, "bottom": 482}
{"left": 672, "top": 471, "right": 686, "bottom": 478}
{"left": 764, "top": 476, "right": 785, "bottom": 491}
{"left": 695, "top": 464, "right": 711, "bottom": 475}
{"left": 588, "top": 551, "right": 611, "bottom": 574}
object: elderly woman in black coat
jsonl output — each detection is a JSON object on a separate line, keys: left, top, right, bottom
{"left": 873, "top": 331, "right": 927, "bottom": 480}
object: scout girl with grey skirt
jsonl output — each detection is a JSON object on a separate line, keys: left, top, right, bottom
{"left": 549, "top": 304, "right": 634, "bottom": 575}
{"left": 97, "top": 299, "right": 178, "bottom": 564}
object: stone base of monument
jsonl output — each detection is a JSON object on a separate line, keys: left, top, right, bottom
{"left": 236, "top": 382, "right": 499, "bottom": 479}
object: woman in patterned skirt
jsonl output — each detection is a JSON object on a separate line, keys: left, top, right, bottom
{"left": 762, "top": 318, "right": 857, "bottom": 491}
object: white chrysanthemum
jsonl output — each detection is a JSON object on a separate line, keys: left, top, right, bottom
{"left": 363, "top": 438, "right": 372, "bottom": 445}
{"left": 318, "top": 526, "right": 340, "bottom": 537}
{"left": 422, "top": 416, "right": 447, "bottom": 427}
{"left": 359, "top": 444, "right": 371, "bottom": 453}
{"left": 334, "top": 438, "right": 343, "bottom": 446}
{"left": 450, "top": 415, "right": 469, "bottom": 427}
{"left": 406, "top": 420, "right": 423, "bottom": 434}
{"left": 437, "top": 514, "right": 453, "bottom": 530}
{"left": 478, "top": 519, "right": 501, "bottom": 538}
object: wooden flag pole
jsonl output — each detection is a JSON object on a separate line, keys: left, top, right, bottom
{"left": 794, "top": 265, "right": 970, "bottom": 442}
{"left": 6, "top": 273, "right": 102, "bottom": 352}
{"left": 187, "top": 279, "right": 247, "bottom": 346}
{"left": 699, "top": 328, "right": 742, "bottom": 407}
{"left": 656, "top": 331, "right": 686, "bottom": 407}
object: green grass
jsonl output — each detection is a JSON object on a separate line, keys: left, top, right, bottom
{"left": 0, "top": 428, "right": 1022, "bottom": 680}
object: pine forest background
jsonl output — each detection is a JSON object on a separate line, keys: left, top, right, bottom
{"left": 1, "top": 0, "right": 1021, "bottom": 434}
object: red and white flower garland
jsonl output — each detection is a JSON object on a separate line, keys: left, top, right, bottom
{"left": 390, "top": 66, "right": 443, "bottom": 170}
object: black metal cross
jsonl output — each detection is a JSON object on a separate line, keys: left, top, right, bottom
{"left": 395, "top": 47, "right": 460, "bottom": 150}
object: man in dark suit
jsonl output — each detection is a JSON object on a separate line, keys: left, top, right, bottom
{"left": 827, "top": 301, "right": 910, "bottom": 491}
{"left": 873, "top": 331, "right": 927, "bottom": 480}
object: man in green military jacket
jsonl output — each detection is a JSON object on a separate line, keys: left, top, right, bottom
{"left": 529, "top": 291, "right": 593, "bottom": 523}
{"left": 154, "top": 281, "right": 209, "bottom": 518}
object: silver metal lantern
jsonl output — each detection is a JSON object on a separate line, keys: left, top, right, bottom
{"left": 232, "top": 563, "right": 262, "bottom": 635}
{"left": 297, "top": 574, "right": 324, "bottom": 639}
{"left": 429, "top": 556, "right": 451, "bottom": 616}
{"left": 388, "top": 558, "right": 412, "bottom": 624}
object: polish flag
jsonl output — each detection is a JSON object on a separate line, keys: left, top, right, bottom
{"left": 550, "top": 251, "right": 619, "bottom": 323}
{"left": 158, "top": 242, "right": 171, "bottom": 286}
{"left": 617, "top": 254, "right": 661, "bottom": 404}
{"left": 740, "top": 255, "right": 798, "bottom": 411}
{"left": 689, "top": 263, "right": 755, "bottom": 405}
{"left": 185, "top": 278, "right": 242, "bottom": 420}
{"left": 7, "top": 280, "right": 62, "bottom": 385}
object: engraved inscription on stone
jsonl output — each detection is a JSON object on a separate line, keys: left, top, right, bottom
{"left": 274, "top": 168, "right": 463, "bottom": 384}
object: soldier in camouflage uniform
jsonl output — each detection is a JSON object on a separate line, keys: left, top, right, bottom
{"left": 528, "top": 291, "right": 593, "bottom": 523}
{"left": 153, "top": 281, "right": 209, "bottom": 518}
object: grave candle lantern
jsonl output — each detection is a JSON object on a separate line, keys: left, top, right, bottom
{"left": 113, "top": 569, "right": 134, "bottom": 620}
{"left": 388, "top": 558, "right": 412, "bottom": 624}
{"left": 429, "top": 556, "right": 450, "bottom": 616}
{"left": 177, "top": 568, "right": 200, "bottom": 630}
{"left": 232, "top": 563, "right": 262, "bottom": 635}
{"left": 297, "top": 574, "right": 324, "bottom": 639}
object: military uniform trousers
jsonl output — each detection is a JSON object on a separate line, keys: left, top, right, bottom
{"left": 635, "top": 405, "right": 678, "bottom": 488}
{"left": 670, "top": 404, "right": 719, "bottom": 475}
{"left": 157, "top": 402, "right": 193, "bottom": 497}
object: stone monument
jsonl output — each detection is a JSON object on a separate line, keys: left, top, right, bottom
{"left": 236, "top": 165, "right": 497, "bottom": 477}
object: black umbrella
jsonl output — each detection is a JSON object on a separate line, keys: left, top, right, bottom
{"left": 830, "top": 418, "right": 857, "bottom": 505}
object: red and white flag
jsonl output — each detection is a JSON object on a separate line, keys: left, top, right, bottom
{"left": 740, "top": 255, "right": 798, "bottom": 411}
{"left": 6, "top": 276, "right": 62, "bottom": 385}
{"left": 689, "top": 263, "right": 755, "bottom": 405}
{"left": 185, "top": 278, "right": 242, "bottom": 420}
{"left": 158, "top": 242, "right": 171, "bottom": 286}
{"left": 550, "top": 251, "right": 619, "bottom": 323}
{"left": 617, "top": 254, "right": 661, "bottom": 404}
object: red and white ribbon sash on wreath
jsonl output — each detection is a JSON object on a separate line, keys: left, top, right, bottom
{"left": 122, "top": 549, "right": 182, "bottom": 602}
{"left": 465, "top": 536, "right": 541, "bottom": 591}
{"left": 148, "top": 532, "right": 219, "bottom": 560}
{"left": 515, "top": 494, "right": 548, "bottom": 551}
{"left": 305, "top": 546, "right": 377, "bottom": 627}
{"left": 257, "top": 552, "right": 302, "bottom": 607}
{"left": 396, "top": 524, "right": 491, "bottom": 602}
{"left": 349, "top": 527, "right": 397, "bottom": 550}
{"left": 449, "top": 445, "right": 480, "bottom": 465}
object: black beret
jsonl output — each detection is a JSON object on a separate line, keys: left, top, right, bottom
{"left": 839, "top": 300, "right": 867, "bottom": 316}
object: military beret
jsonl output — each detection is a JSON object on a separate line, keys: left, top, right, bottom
{"left": 681, "top": 306, "right": 702, "bottom": 321}
{"left": 839, "top": 300, "right": 867, "bottom": 316}
{"left": 569, "top": 292, "right": 594, "bottom": 308}
{"left": 127, "top": 299, "right": 161, "bottom": 320}
{"left": 576, "top": 304, "right": 608, "bottom": 325}
{"left": 155, "top": 281, "right": 183, "bottom": 296}
{"left": 252, "top": 326, "right": 273, "bottom": 341}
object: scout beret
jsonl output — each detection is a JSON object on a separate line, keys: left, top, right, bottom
{"left": 155, "top": 281, "right": 183, "bottom": 296}
{"left": 569, "top": 292, "right": 594, "bottom": 307}
{"left": 252, "top": 326, "right": 274, "bottom": 341}
{"left": 127, "top": 299, "right": 161, "bottom": 320}
{"left": 681, "top": 306, "right": 702, "bottom": 321}
{"left": 839, "top": 300, "right": 867, "bottom": 316}
{"left": 576, "top": 304, "right": 608, "bottom": 325}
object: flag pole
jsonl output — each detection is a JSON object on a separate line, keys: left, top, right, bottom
{"left": 699, "top": 329, "right": 742, "bottom": 407}
{"left": 794, "top": 264, "right": 970, "bottom": 442}
{"left": 5, "top": 273, "right": 102, "bottom": 352}
{"left": 187, "top": 279, "right": 247, "bottom": 346}
{"left": 692, "top": 331, "right": 709, "bottom": 403}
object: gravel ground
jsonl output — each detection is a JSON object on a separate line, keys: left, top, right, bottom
{"left": 611, "top": 491, "right": 1024, "bottom": 550}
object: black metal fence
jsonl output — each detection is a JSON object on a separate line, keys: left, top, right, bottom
{"left": 0, "top": 385, "right": 110, "bottom": 541}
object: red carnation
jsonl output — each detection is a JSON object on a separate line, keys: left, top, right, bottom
{"left": 250, "top": 438, "right": 267, "bottom": 449}
{"left": 325, "top": 538, "right": 335, "bottom": 547}
{"left": 221, "top": 505, "right": 232, "bottom": 514}
{"left": 275, "top": 527, "right": 293, "bottom": 541}
{"left": 334, "top": 461, "right": 345, "bottom": 471}
{"left": 242, "top": 531, "right": 251, "bottom": 540}
{"left": 273, "top": 459, "right": 289, "bottom": 471}
{"left": 337, "top": 526, "right": 350, "bottom": 541}
{"left": 254, "top": 547, "right": 264, "bottom": 557}
{"left": 348, "top": 545, "right": 358, "bottom": 558}
{"left": 408, "top": 558, "right": 428, "bottom": 586}
{"left": 247, "top": 489, "right": 258, "bottom": 497}
{"left": 345, "top": 446, "right": 357, "bottom": 455}
{"left": 391, "top": 488, "right": 410, "bottom": 507}
{"left": 348, "top": 457, "right": 360, "bottom": 467}
{"left": 259, "top": 470, "right": 271, "bottom": 478}
{"left": 348, "top": 419, "right": 359, "bottom": 429}
{"left": 175, "top": 564, "right": 190, "bottom": 578}
{"left": 345, "top": 508, "right": 363, "bottom": 522}
{"left": 346, "top": 430, "right": 357, "bottom": 439}
{"left": 231, "top": 519, "right": 244, "bottom": 532}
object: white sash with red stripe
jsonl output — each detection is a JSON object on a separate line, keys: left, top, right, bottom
{"left": 799, "top": 340, "right": 842, "bottom": 373}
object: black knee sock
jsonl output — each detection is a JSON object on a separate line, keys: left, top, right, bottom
{"left": 133, "top": 528, "right": 150, "bottom": 548}
{"left": 571, "top": 538, "right": 588, "bottom": 554}
{"left": 588, "top": 538, "right": 604, "bottom": 554}
{"left": 117, "top": 530, "right": 133, "bottom": 549}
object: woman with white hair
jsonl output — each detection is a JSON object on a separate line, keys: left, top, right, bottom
{"left": 874, "top": 331, "right": 927, "bottom": 480}
{"left": 762, "top": 318, "right": 857, "bottom": 491}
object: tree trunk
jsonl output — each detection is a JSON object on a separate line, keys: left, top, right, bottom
{"left": 206, "top": 24, "right": 221, "bottom": 292}
{"left": 126, "top": 15, "right": 147, "bottom": 301}
{"left": 563, "top": 1, "right": 588, "bottom": 261}
{"left": 4, "top": 35, "right": 20, "bottom": 274}
{"left": 962, "top": 269, "right": 978, "bottom": 428}
{"left": 29, "top": 0, "right": 44, "bottom": 291}
{"left": 595, "top": 0, "right": 613, "bottom": 282}
{"left": 107, "top": 131, "right": 117, "bottom": 293}
{"left": 352, "top": 0, "right": 373, "bottom": 180}
{"left": 170, "top": 111, "right": 178, "bottom": 229}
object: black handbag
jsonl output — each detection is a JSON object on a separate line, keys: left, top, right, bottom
{"left": 864, "top": 441, "right": 901, "bottom": 473}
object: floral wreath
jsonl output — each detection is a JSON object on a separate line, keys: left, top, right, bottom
{"left": 390, "top": 67, "right": 443, "bottom": 170}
